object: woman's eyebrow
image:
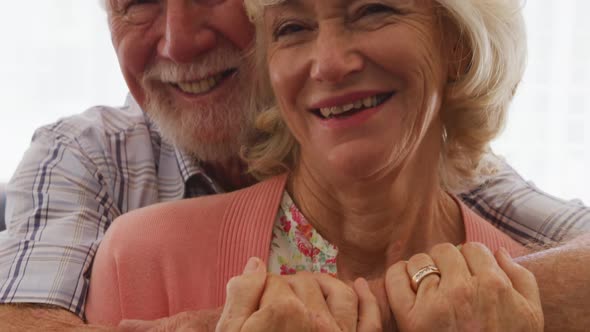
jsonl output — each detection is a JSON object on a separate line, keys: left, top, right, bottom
{"left": 268, "top": 0, "right": 308, "bottom": 11}
{"left": 265, "top": 0, "right": 311, "bottom": 20}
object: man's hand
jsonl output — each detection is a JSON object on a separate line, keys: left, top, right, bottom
{"left": 0, "top": 303, "right": 114, "bottom": 332}
{"left": 516, "top": 233, "right": 590, "bottom": 332}
{"left": 117, "top": 309, "right": 222, "bottom": 332}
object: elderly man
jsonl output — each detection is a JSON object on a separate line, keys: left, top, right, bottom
{"left": 0, "top": 0, "right": 588, "bottom": 331}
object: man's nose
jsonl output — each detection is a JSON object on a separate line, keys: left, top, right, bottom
{"left": 310, "top": 30, "right": 364, "bottom": 83}
{"left": 158, "top": 3, "right": 216, "bottom": 63}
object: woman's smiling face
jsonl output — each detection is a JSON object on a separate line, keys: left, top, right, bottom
{"left": 264, "top": 0, "right": 451, "bottom": 180}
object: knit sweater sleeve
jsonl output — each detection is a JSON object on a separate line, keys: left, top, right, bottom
{"left": 84, "top": 219, "right": 124, "bottom": 325}
{"left": 84, "top": 196, "right": 231, "bottom": 325}
{"left": 84, "top": 175, "right": 288, "bottom": 325}
{"left": 459, "top": 200, "right": 527, "bottom": 257}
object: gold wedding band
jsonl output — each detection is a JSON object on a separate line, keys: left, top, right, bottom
{"left": 410, "top": 265, "right": 441, "bottom": 292}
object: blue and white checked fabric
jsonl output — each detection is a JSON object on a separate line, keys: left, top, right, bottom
{"left": 0, "top": 96, "right": 222, "bottom": 318}
{"left": 0, "top": 96, "right": 588, "bottom": 318}
{"left": 461, "top": 159, "right": 590, "bottom": 245}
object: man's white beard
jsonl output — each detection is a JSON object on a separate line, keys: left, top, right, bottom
{"left": 145, "top": 78, "right": 251, "bottom": 162}
{"left": 141, "top": 41, "right": 254, "bottom": 162}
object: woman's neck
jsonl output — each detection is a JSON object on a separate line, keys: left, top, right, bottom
{"left": 288, "top": 142, "right": 464, "bottom": 281}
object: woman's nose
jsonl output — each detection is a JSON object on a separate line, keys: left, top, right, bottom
{"left": 310, "top": 30, "right": 364, "bottom": 83}
{"left": 157, "top": 1, "right": 217, "bottom": 64}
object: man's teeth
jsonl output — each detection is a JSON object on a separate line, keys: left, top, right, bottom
{"left": 176, "top": 73, "right": 224, "bottom": 94}
{"left": 319, "top": 96, "right": 379, "bottom": 118}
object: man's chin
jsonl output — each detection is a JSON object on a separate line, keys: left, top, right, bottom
{"left": 144, "top": 104, "right": 245, "bottom": 162}
{"left": 175, "top": 138, "right": 241, "bottom": 162}
{"left": 142, "top": 79, "right": 254, "bottom": 162}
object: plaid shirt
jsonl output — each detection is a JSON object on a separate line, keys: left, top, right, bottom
{"left": 1, "top": 96, "right": 589, "bottom": 319}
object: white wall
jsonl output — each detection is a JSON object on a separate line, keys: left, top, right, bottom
{"left": 492, "top": 0, "right": 590, "bottom": 202}
{"left": 0, "top": 1, "right": 589, "bottom": 203}
{"left": 0, "top": 1, "right": 127, "bottom": 182}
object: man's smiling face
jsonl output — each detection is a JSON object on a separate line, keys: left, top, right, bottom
{"left": 107, "top": 0, "right": 255, "bottom": 161}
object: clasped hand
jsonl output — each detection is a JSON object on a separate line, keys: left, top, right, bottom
{"left": 216, "top": 243, "right": 543, "bottom": 332}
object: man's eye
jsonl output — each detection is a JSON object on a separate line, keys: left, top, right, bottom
{"left": 273, "top": 23, "right": 306, "bottom": 40}
{"left": 124, "top": 0, "right": 157, "bottom": 11}
{"left": 120, "top": 0, "right": 159, "bottom": 23}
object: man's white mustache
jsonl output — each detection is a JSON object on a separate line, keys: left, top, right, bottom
{"left": 143, "top": 46, "right": 244, "bottom": 83}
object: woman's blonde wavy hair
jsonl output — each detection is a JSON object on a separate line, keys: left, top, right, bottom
{"left": 242, "top": 0, "right": 526, "bottom": 193}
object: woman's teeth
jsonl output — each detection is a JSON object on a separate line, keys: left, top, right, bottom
{"left": 319, "top": 95, "right": 380, "bottom": 118}
{"left": 176, "top": 73, "right": 225, "bottom": 95}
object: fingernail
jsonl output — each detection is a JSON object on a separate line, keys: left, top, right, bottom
{"left": 359, "top": 278, "right": 369, "bottom": 289}
{"left": 243, "top": 257, "right": 260, "bottom": 274}
{"left": 356, "top": 277, "right": 370, "bottom": 291}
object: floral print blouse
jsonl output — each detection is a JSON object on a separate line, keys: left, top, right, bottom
{"left": 268, "top": 191, "right": 338, "bottom": 276}
{"left": 267, "top": 190, "right": 525, "bottom": 277}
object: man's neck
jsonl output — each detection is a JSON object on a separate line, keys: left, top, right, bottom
{"left": 200, "top": 158, "right": 256, "bottom": 192}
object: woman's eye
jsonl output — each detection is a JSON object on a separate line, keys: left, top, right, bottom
{"left": 273, "top": 23, "right": 306, "bottom": 40}
{"left": 356, "top": 3, "right": 396, "bottom": 17}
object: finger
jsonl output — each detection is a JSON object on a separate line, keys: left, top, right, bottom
{"left": 354, "top": 278, "right": 382, "bottom": 332}
{"left": 429, "top": 243, "right": 471, "bottom": 289}
{"left": 430, "top": 243, "right": 471, "bottom": 278}
{"left": 385, "top": 261, "right": 415, "bottom": 315}
{"left": 286, "top": 273, "right": 342, "bottom": 329}
{"left": 407, "top": 253, "right": 441, "bottom": 295}
{"left": 216, "top": 257, "right": 267, "bottom": 332}
{"left": 259, "top": 274, "right": 297, "bottom": 308}
{"left": 496, "top": 248, "right": 541, "bottom": 304}
{"left": 461, "top": 242, "right": 510, "bottom": 283}
{"left": 243, "top": 274, "right": 308, "bottom": 332}
{"left": 313, "top": 273, "right": 359, "bottom": 331}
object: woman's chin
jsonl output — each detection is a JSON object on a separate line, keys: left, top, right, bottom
{"left": 323, "top": 148, "right": 400, "bottom": 183}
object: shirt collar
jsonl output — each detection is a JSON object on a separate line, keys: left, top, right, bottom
{"left": 126, "top": 93, "right": 225, "bottom": 195}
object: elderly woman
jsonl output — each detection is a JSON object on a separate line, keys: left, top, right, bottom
{"left": 85, "top": 0, "right": 542, "bottom": 330}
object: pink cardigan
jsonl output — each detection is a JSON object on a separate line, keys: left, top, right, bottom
{"left": 85, "top": 174, "right": 524, "bottom": 325}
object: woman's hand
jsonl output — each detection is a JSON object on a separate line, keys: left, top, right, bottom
{"left": 385, "top": 243, "right": 543, "bottom": 332}
{"left": 216, "top": 257, "right": 382, "bottom": 332}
